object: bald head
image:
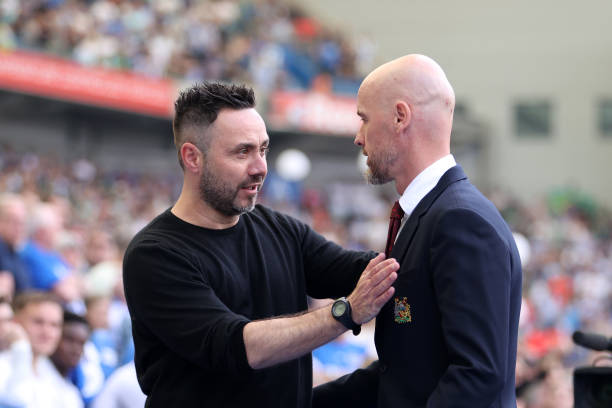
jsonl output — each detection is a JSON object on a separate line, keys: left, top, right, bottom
{"left": 362, "top": 54, "right": 454, "bottom": 113}
{"left": 355, "top": 54, "right": 456, "bottom": 193}
{"left": 360, "top": 54, "right": 455, "bottom": 139}
{"left": 0, "top": 193, "right": 27, "bottom": 248}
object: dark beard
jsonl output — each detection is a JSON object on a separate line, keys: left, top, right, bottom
{"left": 199, "top": 170, "right": 261, "bottom": 216}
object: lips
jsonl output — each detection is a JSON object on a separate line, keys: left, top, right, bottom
{"left": 241, "top": 183, "right": 261, "bottom": 191}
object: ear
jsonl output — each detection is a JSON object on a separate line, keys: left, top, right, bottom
{"left": 394, "top": 101, "right": 411, "bottom": 132}
{"left": 180, "top": 142, "right": 203, "bottom": 173}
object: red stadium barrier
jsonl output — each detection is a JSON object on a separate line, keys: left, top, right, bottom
{"left": 0, "top": 50, "right": 175, "bottom": 117}
{"left": 268, "top": 90, "right": 360, "bottom": 136}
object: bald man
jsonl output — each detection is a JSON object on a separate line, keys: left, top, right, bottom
{"left": 0, "top": 193, "right": 31, "bottom": 294}
{"left": 314, "top": 55, "right": 522, "bottom": 407}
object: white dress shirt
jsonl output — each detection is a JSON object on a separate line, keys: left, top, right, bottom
{"left": 399, "top": 154, "right": 457, "bottom": 219}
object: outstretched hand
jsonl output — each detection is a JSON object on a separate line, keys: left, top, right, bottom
{"left": 348, "top": 253, "right": 399, "bottom": 325}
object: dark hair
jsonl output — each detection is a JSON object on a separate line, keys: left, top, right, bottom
{"left": 13, "top": 291, "right": 62, "bottom": 313}
{"left": 173, "top": 82, "right": 256, "bottom": 169}
{"left": 63, "top": 310, "right": 90, "bottom": 329}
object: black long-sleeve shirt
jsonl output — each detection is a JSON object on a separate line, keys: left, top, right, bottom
{"left": 123, "top": 205, "right": 372, "bottom": 407}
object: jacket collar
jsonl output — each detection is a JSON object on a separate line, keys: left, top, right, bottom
{"left": 390, "top": 165, "right": 468, "bottom": 262}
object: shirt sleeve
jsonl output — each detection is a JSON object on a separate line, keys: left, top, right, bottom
{"left": 293, "top": 218, "right": 376, "bottom": 299}
{"left": 123, "top": 239, "right": 252, "bottom": 376}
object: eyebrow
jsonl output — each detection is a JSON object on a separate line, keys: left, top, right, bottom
{"left": 232, "top": 139, "right": 270, "bottom": 151}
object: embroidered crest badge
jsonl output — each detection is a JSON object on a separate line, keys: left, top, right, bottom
{"left": 394, "top": 297, "right": 412, "bottom": 323}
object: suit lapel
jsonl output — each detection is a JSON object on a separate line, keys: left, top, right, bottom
{"left": 390, "top": 165, "right": 468, "bottom": 262}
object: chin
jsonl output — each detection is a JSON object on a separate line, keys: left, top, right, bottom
{"left": 230, "top": 202, "right": 256, "bottom": 215}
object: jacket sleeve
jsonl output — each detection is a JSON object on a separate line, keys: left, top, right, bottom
{"left": 312, "top": 360, "right": 380, "bottom": 408}
{"left": 123, "top": 239, "right": 252, "bottom": 376}
{"left": 427, "top": 208, "right": 513, "bottom": 407}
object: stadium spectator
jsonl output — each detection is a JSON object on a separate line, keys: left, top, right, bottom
{"left": 0, "top": 193, "right": 32, "bottom": 293}
{"left": 84, "top": 230, "right": 118, "bottom": 270}
{"left": 85, "top": 295, "right": 118, "bottom": 378}
{"left": 51, "top": 310, "right": 105, "bottom": 407}
{"left": 91, "top": 361, "right": 146, "bottom": 408}
{"left": 0, "top": 291, "right": 82, "bottom": 408}
{"left": 0, "top": 143, "right": 610, "bottom": 404}
{"left": 20, "top": 203, "right": 83, "bottom": 308}
{"left": 7, "top": 0, "right": 369, "bottom": 93}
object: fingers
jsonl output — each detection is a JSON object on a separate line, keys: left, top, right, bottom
{"left": 363, "top": 255, "right": 397, "bottom": 280}
{"left": 367, "top": 259, "right": 399, "bottom": 287}
{"left": 348, "top": 256, "right": 400, "bottom": 324}
{"left": 364, "top": 253, "right": 386, "bottom": 271}
{"left": 369, "top": 268, "right": 398, "bottom": 299}
{"left": 374, "top": 286, "right": 395, "bottom": 308}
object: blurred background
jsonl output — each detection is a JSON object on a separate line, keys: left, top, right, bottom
{"left": 0, "top": 1, "right": 610, "bottom": 407}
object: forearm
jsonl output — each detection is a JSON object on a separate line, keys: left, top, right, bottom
{"left": 243, "top": 304, "right": 345, "bottom": 370}
{"left": 244, "top": 254, "right": 398, "bottom": 370}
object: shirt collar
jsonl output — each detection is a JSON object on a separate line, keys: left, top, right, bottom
{"left": 398, "top": 154, "right": 456, "bottom": 217}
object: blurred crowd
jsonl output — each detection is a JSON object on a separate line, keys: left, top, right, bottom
{"left": 1, "top": 0, "right": 374, "bottom": 94}
{"left": 492, "top": 190, "right": 612, "bottom": 408}
{"left": 0, "top": 146, "right": 175, "bottom": 407}
{"left": 2, "top": 2, "right": 609, "bottom": 408}
{"left": 0, "top": 143, "right": 611, "bottom": 407}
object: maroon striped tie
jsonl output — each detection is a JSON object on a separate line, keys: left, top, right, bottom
{"left": 385, "top": 201, "right": 405, "bottom": 258}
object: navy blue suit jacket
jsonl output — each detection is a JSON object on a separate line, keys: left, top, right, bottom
{"left": 314, "top": 166, "right": 522, "bottom": 407}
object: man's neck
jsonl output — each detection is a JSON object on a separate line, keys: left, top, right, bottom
{"left": 393, "top": 149, "right": 450, "bottom": 194}
{"left": 172, "top": 192, "right": 239, "bottom": 230}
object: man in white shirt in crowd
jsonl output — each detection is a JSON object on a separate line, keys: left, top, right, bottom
{"left": 92, "top": 361, "right": 146, "bottom": 408}
{"left": 0, "top": 291, "right": 82, "bottom": 408}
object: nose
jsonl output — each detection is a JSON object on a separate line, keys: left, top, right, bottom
{"left": 249, "top": 153, "right": 267, "bottom": 178}
{"left": 354, "top": 128, "right": 364, "bottom": 147}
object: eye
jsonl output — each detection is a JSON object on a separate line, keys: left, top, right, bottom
{"left": 261, "top": 146, "right": 270, "bottom": 157}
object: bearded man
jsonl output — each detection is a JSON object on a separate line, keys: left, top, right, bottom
{"left": 314, "top": 55, "right": 522, "bottom": 408}
{"left": 122, "top": 82, "right": 399, "bottom": 407}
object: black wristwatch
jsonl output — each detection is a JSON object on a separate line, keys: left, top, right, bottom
{"left": 331, "top": 297, "right": 361, "bottom": 335}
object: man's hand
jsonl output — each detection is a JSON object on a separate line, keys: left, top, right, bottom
{"left": 243, "top": 253, "right": 398, "bottom": 369}
{"left": 348, "top": 253, "right": 398, "bottom": 324}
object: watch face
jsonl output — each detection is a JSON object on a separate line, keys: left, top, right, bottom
{"left": 332, "top": 301, "right": 347, "bottom": 316}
